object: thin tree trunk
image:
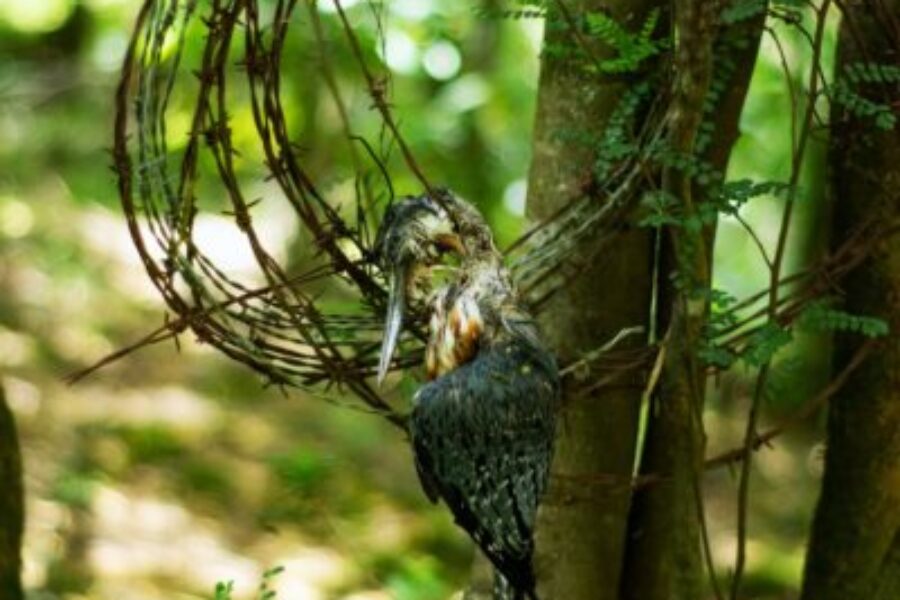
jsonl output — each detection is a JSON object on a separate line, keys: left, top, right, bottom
{"left": 801, "top": 3, "right": 900, "bottom": 598}
{"left": 621, "top": 4, "right": 767, "bottom": 599}
{"left": 0, "top": 385, "right": 25, "bottom": 600}
{"left": 525, "top": 2, "right": 660, "bottom": 598}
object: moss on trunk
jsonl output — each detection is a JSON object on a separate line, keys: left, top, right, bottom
{"left": 525, "top": 2, "right": 661, "bottom": 598}
{"left": 801, "top": 3, "right": 900, "bottom": 598}
{"left": 621, "top": 5, "right": 765, "bottom": 599}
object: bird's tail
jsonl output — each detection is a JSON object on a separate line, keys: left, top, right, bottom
{"left": 493, "top": 570, "right": 539, "bottom": 600}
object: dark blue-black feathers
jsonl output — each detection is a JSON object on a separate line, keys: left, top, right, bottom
{"left": 410, "top": 335, "right": 558, "bottom": 598}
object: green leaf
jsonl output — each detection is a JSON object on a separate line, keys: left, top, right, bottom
{"left": 717, "top": 179, "right": 791, "bottom": 214}
{"left": 722, "top": 0, "right": 767, "bottom": 25}
{"left": 699, "top": 343, "right": 737, "bottom": 368}
{"left": 831, "top": 78, "right": 897, "bottom": 131}
{"left": 742, "top": 322, "right": 793, "bottom": 366}
{"left": 799, "top": 301, "right": 889, "bottom": 337}
{"left": 214, "top": 581, "right": 235, "bottom": 600}
{"left": 585, "top": 9, "right": 664, "bottom": 74}
{"left": 263, "top": 566, "right": 286, "bottom": 578}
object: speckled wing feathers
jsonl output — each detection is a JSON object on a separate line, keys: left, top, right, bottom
{"left": 410, "top": 338, "right": 558, "bottom": 596}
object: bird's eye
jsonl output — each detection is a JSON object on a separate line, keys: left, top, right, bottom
{"left": 434, "top": 233, "right": 465, "bottom": 256}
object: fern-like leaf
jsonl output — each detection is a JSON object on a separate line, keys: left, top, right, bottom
{"left": 832, "top": 61, "right": 899, "bottom": 131}
{"left": 585, "top": 9, "right": 664, "bottom": 74}
{"left": 799, "top": 301, "right": 889, "bottom": 337}
{"left": 742, "top": 322, "right": 793, "bottom": 367}
{"left": 214, "top": 581, "right": 235, "bottom": 600}
{"left": 722, "top": 0, "right": 767, "bottom": 25}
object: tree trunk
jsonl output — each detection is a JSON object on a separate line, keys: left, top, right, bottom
{"left": 525, "top": 2, "right": 660, "bottom": 599}
{"left": 621, "top": 5, "right": 767, "bottom": 599}
{"left": 801, "top": 3, "right": 900, "bottom": 599}
{"left": 0, "top": 385, "right": 25, "bottom": 600}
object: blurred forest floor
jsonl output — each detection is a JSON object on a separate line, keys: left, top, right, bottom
{"left": 0, "top": 4, "right": 466, "bottom": 599}
{"left": 0, "top": 1, "right": 833, "bottom": 599}
{"left": 4, "top": 163, "right": 471, "bottom": 600}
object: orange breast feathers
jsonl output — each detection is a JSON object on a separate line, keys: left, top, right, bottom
{"left": 425, "top": 293, "right": 484, "bottom": 380}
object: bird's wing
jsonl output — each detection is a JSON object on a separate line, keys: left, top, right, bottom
{"left": 410, "top": 339, "right": 558, "bottom": 591}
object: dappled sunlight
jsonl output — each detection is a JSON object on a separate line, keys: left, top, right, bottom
{"left": 2, "top": 376, "right": 41, "bottom": 418}
{"left": 271, "top": 548, "right": 349, "bottom": 597}
{"left": 21, "top": 498, "right": 67, "bottom": 590}
{"left": 0, "top": 0, "right": 73, "bottom": 33}
{"left": 0, "top": 197, "right": 35, "bottom": 239}
{"left": 0, "top": 328, "right": 36, "bottom": 368}
{"left": 90, "top": 487, "right": 256, "bottom": 582}
{"left": 55, "top": 385, "right": 220, "bottom": 430}
{"left": 76, "top": 194, "right": 300, "bottom": 299}
{"left": 344, "top": 592, "right": 393, "bottom": 600}
{"left": 11, "top": 360, "right": 451, "bottom": 598}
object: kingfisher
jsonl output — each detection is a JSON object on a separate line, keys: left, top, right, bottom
{"left": 375, "top": 190, "right": 559, "bottom": 600}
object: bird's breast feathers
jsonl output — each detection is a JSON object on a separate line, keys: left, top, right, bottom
{"left": 425, "top": 291, "right": 484, "bottom": 380}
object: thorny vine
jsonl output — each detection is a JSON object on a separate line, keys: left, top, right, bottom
{"left": 98, "top": 0, "right": 673, "bottom": 419}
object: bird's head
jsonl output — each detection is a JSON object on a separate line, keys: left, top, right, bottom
{"left": 374, "top": 189, "right": 494, "bottom": 384}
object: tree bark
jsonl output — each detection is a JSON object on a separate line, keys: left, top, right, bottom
{"left": 0, "top": 384, "right": 25, "bottom": 600}
{"left": 801, "top": 3, "right": 900, "bottom": 599}
{"left": 525, "top": 2, "right": 660, "bottom": 599}
{"left": 621, "top": 5, "right": 767, "bottom": 599}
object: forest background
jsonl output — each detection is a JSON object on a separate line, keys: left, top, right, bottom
{"left": 0, "top": 0, "right": 887, "bottom": 599}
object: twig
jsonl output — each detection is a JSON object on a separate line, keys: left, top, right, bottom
{"left": 730, "top": 4, "right": 832, "bottom": 598}
{"left": 766, "top": 26, "right": 799, "bottom": 156}
{"left": 330, "top": 0, "right": 437, "bottom": 202}
{"left": 731, "top": 363, "right": 769, "bottom": 600}
{"left": 735, "top": 212, "right": 773, "bottom": 269}
{"left": 695, "top": 474, "right": 725, "bottom": 600}
{"left": 706, "top": 340, "right": 875, "bottom": 469}
{"left": 551, "top": 338, "right": 874, "bottom": 493}
{"left": 65, "top": 318, "right": 183, "bottom": 385}
{"left": 551, "top": 0, "right": 607, "bottom": 74}
{"left": 559, "top": 326, "right": 646, "bottom": 377}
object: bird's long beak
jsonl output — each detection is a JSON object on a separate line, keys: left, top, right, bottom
{"left": 377, "top": 264, "right": 408, "bottom": 386}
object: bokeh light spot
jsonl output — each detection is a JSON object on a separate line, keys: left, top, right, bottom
{"left": 1, "top": 198, "right": 35, "bottom": 238}
{"left": 423, "top": 41, "right": 462, "bottom": 81}
{"left": 90, "top": 31, "right": 129, "bottom": 73}
{"left": 84, "top": 0, "right": 130, "bottom": 8}
{"left": 381, "top": 29, "right": 419, "bottom": 74}
{"left": 389, "top": 0, "right": 435, "bottom": 20}
{"left": 0, "top": 0, "right": 73, "bottom": 33}
{"left": 317, "top": 0, "right": 362, "bottom": 14}
{"left": 503, "top": 179, "right": 527, "bottom": 216}
{"left": 0, "top": 328, "right": 35, "bottom": 367}
{"left": 439, "top": 75, "right": 489, "bottom": 112}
